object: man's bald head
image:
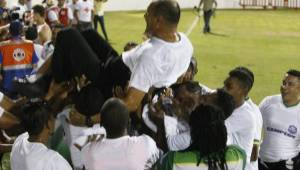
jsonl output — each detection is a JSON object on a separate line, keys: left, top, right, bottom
{"left": 150, "top": 0, "right": 181, "bottom": 25}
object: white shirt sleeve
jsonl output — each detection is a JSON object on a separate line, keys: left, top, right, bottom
{"left": 0, "top": 91, "right": 4, "bottom": 103}
{"left": 49, "top": 153, "right": 73, "bottom": 170}
{"left": 48, "top": 10, "right": 58, "bottom": 22}
{"left": 128, "top": 56, "right": 154, "bottom": 93}
{"left": 0, "top": 107, "right": 4, "bottom": 118}
{"left": 67, "top": 7, "right": 74, "bottom": 20}
{"left": 143, "top": 135, "right": 161, "bottom": 169}
{"left": 259, "top": 96, "right": 270, "bottom": 114}
{"left": 167, "top": 131, "right": 191, "bottom": 151}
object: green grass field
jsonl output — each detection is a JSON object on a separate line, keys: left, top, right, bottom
{"left": 102, "top": 9, "right": 300, "bottom": 104}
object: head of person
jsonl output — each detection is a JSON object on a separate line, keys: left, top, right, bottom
{"left": 200, "top": 88, "right": 235, "bottom": 119}
{"left": 223, "top": 66, "right": 254, "bottom": 106}
{"left": 18, "top": 0, "right": 26, "bottom": 5}
{"left": 280, "top": 69, "right": 300, "bottom": 106}
{"left": 58, "top": 0, "right": 66, "bottom": 7}
{"left": 100, "top": 98, "right": 129, "bottom": 138}
{"left": 0, "top": 0, "right": 6, "bottom": 8}
{"left": 144, "top": 0, "right": 180, "bottom": 38}
{"left": 9, "top": 20, "right": 23, "bottom": 37}
{"left": 32, "top": 5, "right": 45, "bottom": 22}
{"left": 44, "top": 0, "right": 54, "bottom": 6}
{"left": 123, "top": 41, "right": 138, "bottom": 52}
{"left": 72, "top": 0, "right": 78, "bottom": 4}
{"left": 172, "top": 81, "right": 202, "bottom": 115}
{"left": 74, "top": 84, "right": 105, "bottom": 127}
{"left": 189, "top": 104, "right": 227, "bottom": 169}
{"left": 19, "top": 100, "right": 54, "bottom": 143}
{"left": 25, "top": 25, "right": 38, "bottom": 40}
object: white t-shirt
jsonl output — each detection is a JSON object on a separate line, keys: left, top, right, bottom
{"left": 33, "top": 44, "right": 43, "bottom": 69}
{"left": 246, "top": 98, "right": 263, "bottom": 170}
{"left": 57, "top": 108, "right": 102, "bottom": 170}
{"left": 47, "top": 8, "right": 59, "bottom": 22}
{"left": 75, "top": 0, "right": 93, "bottom": 22}
{"left": 10, "top": 132, "right": 72, "bottom": 170}
{"left": 14, "top": 3, "right": 27, "bottom": 20}
{"left": 225, "top": 101, "right": 256, "bottom": 166}
{"left": 81, "top": 135, "right": 160, "bottom": 170}
{"left": 259, "top": 95, "right": 300, "bottom": 162}
{"left": 122, "top": 32, "right": 193, "bottom": 93}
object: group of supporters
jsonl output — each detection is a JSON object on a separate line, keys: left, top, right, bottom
{"left": 0, "top": 0, "right": 298, "bottom": 170}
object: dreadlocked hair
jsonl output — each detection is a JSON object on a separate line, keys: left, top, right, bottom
{"left": 188, "top": 104, "right": 228, "bottom": 170}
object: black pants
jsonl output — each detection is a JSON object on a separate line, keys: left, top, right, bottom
{"left": 51, "top": 28, "right": 130, "bottom": 99}
{"left": 203, "top": 10, "right": 213, "bottom": 33}
{"left": 93, "top": 15, "right": 108, "bottom": 40}
{"left": 259, "top": 159, "right": 289, "bottom": 170}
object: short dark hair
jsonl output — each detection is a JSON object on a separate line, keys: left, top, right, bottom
{"left": 189, "top": 104, "right": 228, "bottom": 169}
{"left": 172, "top": 81, "right": 202, "bottom": 97}
{"left": 32, "top": 5, "right": 45, "bottom": 17}
{"left": 74, "top": 84, "right": 105, "bottom": 127}
{"left": 287, "top": 69, "right": 300, "bottom": 80}
{"left": 20, "top": 101, "right": 52, "bottom": 136}
{"left": 151, "top": 0, "right": 181, "bottom": 25}
{"left": 100, "top": 98, "right": 129, "bottom": 138}
{"left": 215, "top": 88, "right": 235, "bottom": 119}
{"left": 25, "top": 25, "right": 38, "bottom": 40}
{"left": 9, "top": 20, "right": 23, "bottom": 37}
{"left": 229, "top": 67, "right": 254, "bottom": 93}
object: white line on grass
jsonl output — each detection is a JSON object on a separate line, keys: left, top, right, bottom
{"left": 185, "top": 14, "right": 201, "bottom": 36}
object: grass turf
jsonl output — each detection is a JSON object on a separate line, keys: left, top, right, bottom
{"left": 102, "top": 9, "right": 300, "bottom": 104}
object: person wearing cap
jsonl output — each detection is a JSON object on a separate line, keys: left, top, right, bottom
{"left": 0, "top": 20, "right": 38, "bottom": 99}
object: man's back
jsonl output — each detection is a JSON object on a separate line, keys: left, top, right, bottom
{"left": 225, "top": 102, "right": 256, "bottom": 165}
{"left": 158, "top": 145, "right": 246, "bottom": 170}
{"left": 82, "top": 135, "right": 160, "bottom": 170}
{"left": 0, "top": 39, "right": 38, "bottom": 93}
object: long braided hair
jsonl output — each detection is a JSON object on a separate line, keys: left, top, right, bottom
{"left": 188, "top": 104, "right": 228, "bottom": 170}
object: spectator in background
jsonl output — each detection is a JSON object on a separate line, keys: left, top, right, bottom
{"left": 57, "top": 0, "right": 74, "bottom": 27}
{"left": 32, "top": 5, "right": 52, "bottom": 45}
{"left": 198, "top": 0, "right": 217, "bottom": 33}
{"left": 0, "top": 20, "right": 38, "bottom": 98}
{"left": 44, "top": 0, "right": 60, "bottom": 27}
{"left": 74, "top": 0, "right": 93, "bottom": 31}
{"left": 93, "top": 0, "right": 108, "bottom": 40}
{"left": 13, "top": 0, "right": 28, "bottom": 20}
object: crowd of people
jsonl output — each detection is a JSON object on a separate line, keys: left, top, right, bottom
{"left": 0, "top": 0, "right": 298, "bottom": 170}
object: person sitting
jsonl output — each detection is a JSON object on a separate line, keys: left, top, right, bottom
{"left": 158, "top": 104, "right": 246, "bottom": 170}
